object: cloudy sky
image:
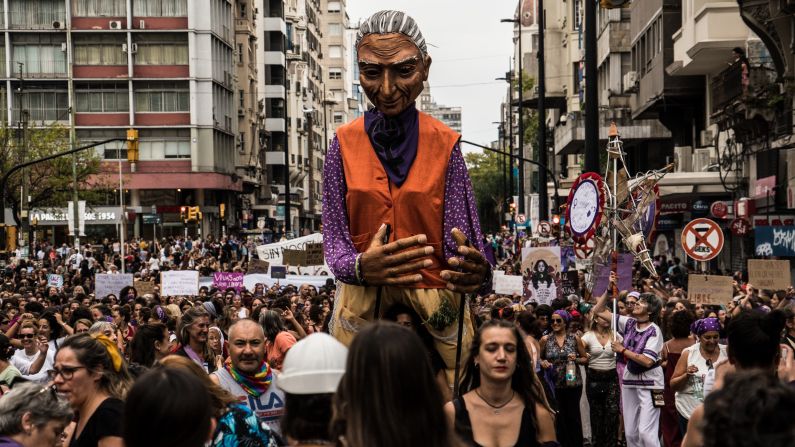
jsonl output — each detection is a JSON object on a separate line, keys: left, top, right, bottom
{"left": 346, "top": 1, "right": 516, "bottom": 150}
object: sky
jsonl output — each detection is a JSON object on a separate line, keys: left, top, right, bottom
{"left": 346, "top": 1, "right": 516, "bottom": 151}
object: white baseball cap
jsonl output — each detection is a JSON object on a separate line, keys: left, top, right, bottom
{"left": 278, "top": 333, "right": 348, "bottom": 394}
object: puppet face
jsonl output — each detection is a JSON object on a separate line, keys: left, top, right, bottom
{"left": 357, "top": 33, "right": 431, "bottom": 117}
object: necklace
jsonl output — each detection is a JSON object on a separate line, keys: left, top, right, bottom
{"left": 475, "top": 388, "right": 515, "bottom": 414}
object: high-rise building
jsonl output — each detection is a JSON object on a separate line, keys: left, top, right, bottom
{"left": 417, "top": 82, "right": 462, "bottom": 133}
{"left": 2, "top": 0, "right": 252, "bottom": 242}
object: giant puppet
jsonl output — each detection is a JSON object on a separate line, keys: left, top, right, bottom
{"left": 322, "top": 10, "right": 491, "bottom": 380}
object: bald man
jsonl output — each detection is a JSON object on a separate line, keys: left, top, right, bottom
{"left": 210, "top": 319, "right": 285, "bottom": 436}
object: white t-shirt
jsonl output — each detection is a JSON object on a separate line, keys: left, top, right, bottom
{"left": 212, "top": 367, "right": 285, "bottom": 437}
{"left": 616, "top": 315, "right": 664, "bottom": 389}
{"left": 11, "top": 348, "right": 52, "bottom": 383}
{"left": 582, "top": 330, "right": 623, "bottom": 371}
{"left": 675, "top": 342, "right": 727, "bottom": 419}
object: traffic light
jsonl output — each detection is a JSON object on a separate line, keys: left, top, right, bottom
{"left": 180, "top": 206, "right": 187, "bottom": 222}
{"left": 126, "top": 129, "right": 139, "bottom": 163}
{"left": 195, "top": 206, "right": 203, "bottom": 221}
{"left": 187, "top": 207, "right": 197, "bottom": 222}
{"left": 219, "top": 203, "right": 225, "bottom": 219}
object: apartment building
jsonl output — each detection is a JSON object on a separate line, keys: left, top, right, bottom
{"left": 417, "top": 82, "right": 462, "bottom": 133}
{"left": 319, "top": 0, "right": 353, "bottom": 146}
{"left": 1, "top": 0, "right": 247, "bottom": 242}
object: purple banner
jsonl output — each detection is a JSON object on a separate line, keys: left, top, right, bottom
{"left": 213, "top": 272, "right": 244, "bottom": 292}
{"left": 592, "top": 253, "right": 634, "bottom": 297}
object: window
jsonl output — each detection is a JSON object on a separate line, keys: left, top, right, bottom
{"left": 237, "top": 44, "right": 244, "bottom": 64}
{"left": 74, "top": 36, "right": 126, "bottom": 65}
{"left": 329, "top": 68, "right": 342, "bottom": 80}
{"left": 9, "top": 0, "right": 65, "bottom": 29}
{"left": 12, "top": 34, "right": 66, "bottom": 76}
{"left": 73, "top": 0, "right": 125, "bottom": 16}
{"left": 333, "top": 112, "right": 344, "bottom": 124}
{"left": 328, "top": 23, "right": 342, "bottom": 36}
{"left": 327, "top": 1, "right": 341, "bottom": 13}
{"left": 134, "top": 34, "right": 189, "bottom": 65}
{"left": 133, "top": 0, "right": 187, "bottom": 17}
{"left": 134, "top": 81, "right": 189, "bottom": 112}
{"left": 14, "top": 89, "right": 69, "bottom": 121}
{"left": 328, "top": 45, "right": 342, "bottom": 59}
{"left": 239, "top": 89, "right": 244, "bottom": 108}
{"left": 76, "top": 83, "right": 129, "bottom": 112}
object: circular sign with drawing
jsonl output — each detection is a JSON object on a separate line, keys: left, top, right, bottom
{"left": 711, "top": 201, "right": 728, "bottom": 219}
{"left": 565, "top": 172, "right": 605, "bottom": 243}
{"left": 681, "top": 218, "right": 724, "bottom": 261}
{"left": 537, "top": 221, "right": 551, "bottom": 237}
{"left": 517, "top": 214, "right": 526, "bottom": 225}
{"left": 729, "top": 218, "right": 751, "bottom": 236}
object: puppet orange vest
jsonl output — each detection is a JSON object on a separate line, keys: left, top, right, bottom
{"left": 336, "top": 112, "right": 460, "bottom": 289}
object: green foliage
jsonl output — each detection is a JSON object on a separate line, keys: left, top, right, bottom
{"left": 464, "top": 150, "right": 507, "bottom": 233}
{"left": 0, "top": 124, "right": 106, "bottom": 224}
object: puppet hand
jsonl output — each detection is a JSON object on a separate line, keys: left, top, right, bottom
{"left": 359, "top": 224, "right": 434, "bottom": 286}
{"left": 440, "top": 228, "right": 490, "bottom": 294}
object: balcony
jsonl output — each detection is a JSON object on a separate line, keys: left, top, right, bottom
{"left": 710, "top": 63, "right": 778, "bottom": 115}
{"left": 669, "top": 1, "right": 751, "bottom": 76}
{"left": 235, "top": 19, "right": 254, "bottom": 35}
{"left": 263, "top": 85, "right": 285, "bottom": 98}
{"left": 263, "top": 51, "right": 285, "bottom": 66}
{"left": 553, "top": 111, "right": 671, "bottom": 155}
{"left": 262, "top": 17, "right": 286, "bottom": 33}
{"left": 265, "top": 118, "right": 285, "bottom": 132}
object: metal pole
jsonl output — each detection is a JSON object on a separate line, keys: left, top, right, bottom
{"left": 118, "top": 153, "right": 125, "bottom": 274}
{"left": 453, "top": 292, "right": 467, "bottom": 398}
{"left": 611, "top": 152, "right": 618, "bottom": 339}
{"left": 584, "top": 0, "right": 600, "bottom": 173}
{"left": 66, "top": 22, "right": 80, "bottom": 251}
{"left": 283, "top": 17, "right": 291, "bottom": 235}
{"left": 517, "top": 18, "right": 525, "bottom": 215}
{"left": 508, "top": 73, "right": 515, "bottom": 198}
{"left": 537, "top": 0, "right": 548, "bottom": 220}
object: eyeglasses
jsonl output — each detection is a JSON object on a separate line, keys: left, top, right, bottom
{"left": 47, "top": 365, "right": 87, "bottom": 381}
{"left": 19, "top": 333, "right": 36, "bottom": 339}
{"left": 551, "top": 319, "right": 564, "bottom": 324}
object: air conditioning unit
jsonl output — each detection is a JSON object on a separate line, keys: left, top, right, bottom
{"left": 674, "top": 146, "right": 693, "bottom": 172}
{"left": 699, "top": 129, "right": 714, "bottom": 148}
{"left": 693, "top": 148, "right": 713, "bottom": 172}
{"left": 109, "top": 20, "right": 122, "bottom": 30}
{"left": 623, "top": 71, "right": 638, "bottom": 93}
{"left": 139, "top": 20, "right": 146, "bottom": 29}
{"left": 52, "top": 20, "right": 64, "bottom": 29}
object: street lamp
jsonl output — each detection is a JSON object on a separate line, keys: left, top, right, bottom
{"left": 500, "top": 16, "right": 524, "bottom": 215}
{"left": 496, "top": 74, "right": 515, "bottom": 202}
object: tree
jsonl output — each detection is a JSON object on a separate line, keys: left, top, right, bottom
{"left": 0, "top": 123, "right": 106, "bottom": 227}
{"left": 464, "top": 150, "right": 508, "bottom": 233}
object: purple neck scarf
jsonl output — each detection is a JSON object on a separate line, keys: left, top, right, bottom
{"left": 364, "top": 103, "right": 419, "bottom": 187}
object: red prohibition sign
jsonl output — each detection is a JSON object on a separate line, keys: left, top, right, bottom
{"left": 681, "top": 218, "right": 724, "bottom": 261}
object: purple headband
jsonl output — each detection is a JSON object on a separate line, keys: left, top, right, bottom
{"left": 552, "top": 309, "right": 571, "bottom": 324}
{"left": 691, "top": 317, "right": 721, "bottom": 336}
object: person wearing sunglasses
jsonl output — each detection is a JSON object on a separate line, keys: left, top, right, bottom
{"left": 10, "top": 322, "right": 50, "bottom": 384}
{"left": 593, "top": 272, "right": 664, "bottom": 447}
{"left": 540, "top": 309, "right": 589, "bottom": 447}
{"left": 0, "top": 382, "right": 72, "bottom": 447}
{"left": 670, "top": 318, "right": 726, "bottom": 438}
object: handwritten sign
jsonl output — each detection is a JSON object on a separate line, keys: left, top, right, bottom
{"left": 494, "top": 275, "right": 524, "bottom": 295}
{"left": 282, "top": 249, "right": 307, "bottom": 266}
{"left": 247, "top": 259, "right": 269, "bottom": 274}
{"left": 687, "top": 275, "right": 735, "bottom": 305}
{"left": 748, "top": 259, "right": 791, "bottom": 289}
{"left": 213, "top": 272, "right": 244, "bottom": 292}
{"left": 134, "top": 279, "right": 156, "bottom": 296}
{"left": 305, "top": 242, "right": 324, "bottom": 266}
{"left": 255, "top": 233, "right": 323, "bottom": 265}
{"left": 561, "top": 270, "right": 579, "bottom": 297}
{"left": 47, "top": 274, "right": 63, "bottom": 289}
{"left": 160, "top": 270, "right": 199, "bottom": 296}
{"left": 95, "top": 273, "right": 133, "bottom": 299}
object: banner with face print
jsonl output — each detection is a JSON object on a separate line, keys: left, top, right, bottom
{"left": 521, "top": 247, "right": 561, "bottom": 306}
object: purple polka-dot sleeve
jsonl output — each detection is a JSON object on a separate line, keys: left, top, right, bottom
{"left": 444, "top": 143, "right": 492, "bottom": 293}
{"left": 322, "top": 136, "right": 359, "bottom": 284}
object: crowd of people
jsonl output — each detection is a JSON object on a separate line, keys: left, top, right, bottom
{"left": 0, "top": 233, "right": 793, "bottom": 447}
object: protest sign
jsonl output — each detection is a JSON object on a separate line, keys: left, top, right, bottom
{"left": 561, "top": 270, "right": 580, "bottom": 297}
{"left": 47, "top": 274, "right": 63, "bottom": 289}
{"left": 748, "top": 259, "right": 791, "bottom": 289}
{"left": 592, "top": 253, "right": 634, "bottom": 297}
{"left": 305, "top": 242, "right": 324, "bottom": 265}
{"left": 494, "top": 275, "right": 524, "bottom": 295}
{"left": 270, "top": 266, "right": 287, "bottom": 279}
{"left": 282, "top": 249, "right": 307, "bottom": 266}
{"left": 247, "top": 259, "right": 269, "bottom": 274}
{"left": 255, "top": 233, "right": 322, "bottom": 265}
{"left": 213, "top": 272, "right": 244, "bottom": 292}
{"left": 95, "top": 273, "right": 133, "bottom": 299}
{"left": 521, "top": 247, "right": 561, "bottom": 306}
{"left": 160, "top": 270, "right": 199, "bottom": 296}
{"left": 134, "top": 279, "right": 156, "bottom": 296}
{"left": 687, "top": 275, "right": 734, "bottom": 305}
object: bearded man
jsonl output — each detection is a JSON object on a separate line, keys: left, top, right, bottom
{"left": 322, "top": 10, "right": 491, "bottom": 381}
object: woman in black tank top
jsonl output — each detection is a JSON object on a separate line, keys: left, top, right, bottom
{"left": 444, "top": 320, "right": 558, "bottom": 447}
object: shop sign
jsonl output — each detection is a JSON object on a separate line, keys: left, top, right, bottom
{"left": 753, "top": 175, "right": 776, "bottom": 198}
{"left": 660, "top": 200, "right": 689, "bottom": 214}
{"left": 142, "top": 214, "right": 161, "bottom": 225}
{"left": 730, "top": 218, "right": 751, "bottom": 236}
{"left": 752, "top": 215, "right": 795, "bottom": 227}
{"left": 656, "top": 215, "right": 683, "bottom": 230}
{"left": 710, "top": 201, "right": 728, "bottom": 219}
{"left": 29, "top": 207, "right": 120, "bottom": 224}
{"left": 754, "top": 226, "right": 795, "bottom": 257}
{"left": 692, "top": 200, "right": 710, "bottom": 214}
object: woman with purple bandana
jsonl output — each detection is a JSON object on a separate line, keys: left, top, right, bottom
{"left": 593, "top": 273, "right": 665, "bottom": 447}
{"left": 670, "top": 318, "right": 726, "bottom": 437}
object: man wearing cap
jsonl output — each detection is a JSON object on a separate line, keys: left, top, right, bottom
{"left": 211, "top": 319, "right": 285, "bottom": 436}
{"left": 279, "top": 333, "right": 347, "bottom": 445}
{"left": 322, "top": 10, "right": 491, "bottom": 382}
